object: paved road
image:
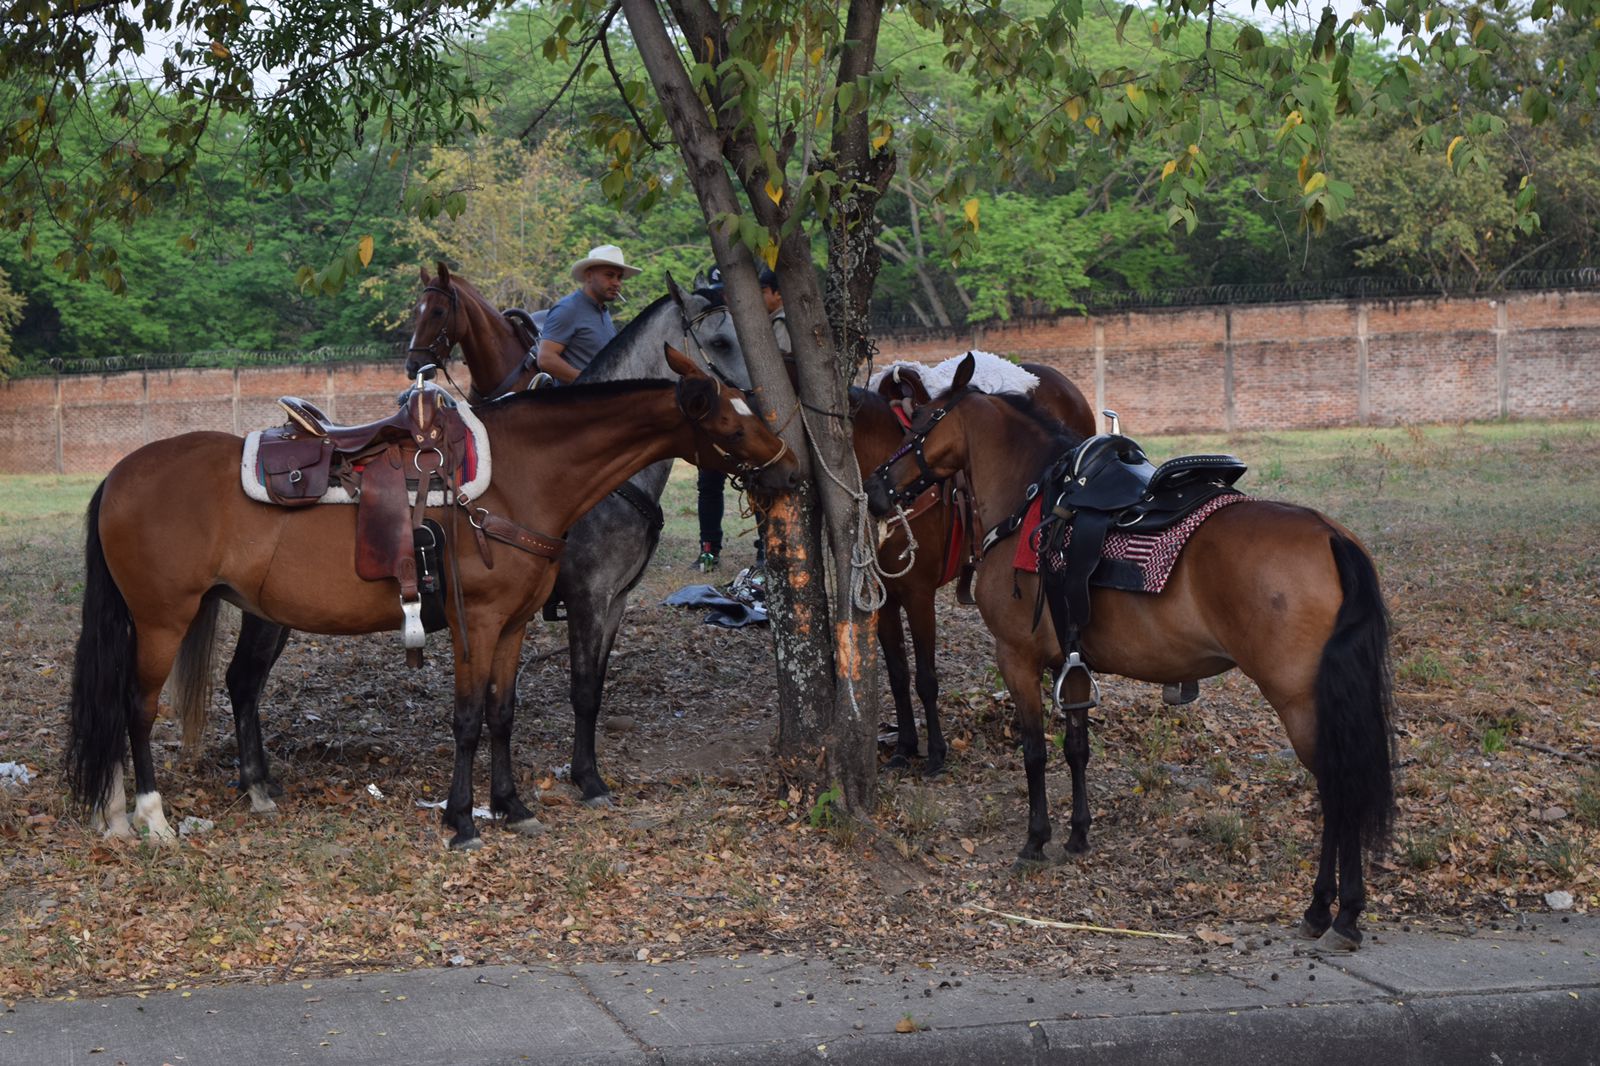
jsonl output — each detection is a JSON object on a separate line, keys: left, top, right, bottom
{"left": 6, "top": 916, "right": 1597, "bottom": 1065}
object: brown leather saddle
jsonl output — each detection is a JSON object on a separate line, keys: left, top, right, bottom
{"left": 255, "top": 383, "right": 472, "bottom": 665}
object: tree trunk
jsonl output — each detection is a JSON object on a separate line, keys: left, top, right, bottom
{"left": 621, "top": 0, "right": 881, "bottom": 810}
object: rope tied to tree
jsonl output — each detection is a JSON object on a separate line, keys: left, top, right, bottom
{"left": 796, "top": 405, "right": 899, "bottom": 614}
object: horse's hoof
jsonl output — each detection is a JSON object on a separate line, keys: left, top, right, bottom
{"left": 101, "top": 822, "right": 136, "bottom": 841}
{"left": 1063, "top": 837, "right": 1089, "bottom": 856}
{"left": 448, "top": 832, "right": 484, "bottom": 851}
{"left": 1011, "top": 853, "right": 1049, "bottom": 875}
{"left": 921, "top": 759, "right": 947, "bottom": 779}
{"left": 1295, "top": 916, "right": 1331, "bottom": 941}
{"left": 1316, "top": 926, "right": 1362, "bottom": 952}
{"left": 881, "top": 754, "right": 912, "bottom": 773}
{"left": 505, "top": 816, "right": 545, "bottom": 837}
{"left": 246, "top": 784, "right": 279, "bottom": 815}
{"left": 582, "top": 793, "right": 614, "bottom": 809}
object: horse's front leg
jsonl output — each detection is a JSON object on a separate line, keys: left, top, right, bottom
{"left": 1061, "top": 699, "right": 1092, "bottom": 854}
{"left": 224, "top": 613, "right": 292, "bottom": 814}
{"left": 905, "top": 586, "right": 945, "bottom": 777}
{"left": 486, "top": 626, "right": 542, "bottom": 836}
{"left": 876, "top": 596, "right": 920, "bottom": 770}
{"left": 443, "top": 625, "right": 495, "bottom": 850}
{"left": 995, "top": 643, "right": 1051, "bottom": 866}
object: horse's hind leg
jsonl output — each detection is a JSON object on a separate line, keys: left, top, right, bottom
{"left": 487, "top": 628, "right": 542, "bottom": 837}
{"left": 127, "top": 624, "right": 188, "bottom": 842}
{"left": 224, "top": 614, "right": 291, "bottom": 814}
{"left": 1299, "top": 813, "right": 1338, "bottom": 940}
{"left": 877, "top": 598, "right": 920, "bottom": 770}
{"left": 566, "top": 587, "right": 625, "bottom": 805}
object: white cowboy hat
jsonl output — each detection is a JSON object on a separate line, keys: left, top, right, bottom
{"left": 571, "top": 244, "right": 642, "bottom": 281}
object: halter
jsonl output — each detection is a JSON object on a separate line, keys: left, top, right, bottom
{"left": 408, "top": 283, "right": 460, "bottom": 364}
{"left": 697, "top": 373, "right": 791, "bottom": 487}
{"left": 868, "top": 387, "right": 971, "bottom": 507}
{"left": 679, "top": 302, "right": 744, "bottom": 390}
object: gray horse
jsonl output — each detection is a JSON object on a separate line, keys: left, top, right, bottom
{"left": 222, "top": 277, "right": 753, "bottom": 813}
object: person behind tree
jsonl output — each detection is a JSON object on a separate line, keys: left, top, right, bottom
{"left": 537, "top": 243, "right": 640, "bottom": 384}
{"left": 696, "top": 265, "right": 786, "bottom": 572}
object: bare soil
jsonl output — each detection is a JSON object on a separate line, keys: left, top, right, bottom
{"left": 2, "top": 425, "right": 1597, "bottom": 1001}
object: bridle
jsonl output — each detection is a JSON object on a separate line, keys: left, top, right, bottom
{"left": 868, "top": 387, "right": 972, "bottom": 508}
{"left": 408, "top": 283, "right": 459, "bottom": 365}
{"left": 694, "top": 372, "right": 791, "bottom": 489}
{"left": 679, "top": 301, "right": 745, "bottom": 391}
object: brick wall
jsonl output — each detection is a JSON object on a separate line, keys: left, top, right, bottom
{"left": 3, "top": 289, "right": 1597, "bottom": 474}
{"left": 877, "top": 289, "right": 1600, "bottom": 435}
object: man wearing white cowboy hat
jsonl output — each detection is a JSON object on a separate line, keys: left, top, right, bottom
{"left": 537, "top": 243, "right": 642, "bottom": 383}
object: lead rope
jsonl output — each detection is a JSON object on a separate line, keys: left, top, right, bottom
{"left": 797, "top": 405, "right": 897, "bottom": 614}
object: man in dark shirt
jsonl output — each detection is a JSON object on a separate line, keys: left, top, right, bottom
{"left": 696, "top": 265, "right": 786, "bottom": 572}
{"left": 538, "top": 244, "right": 640, "bottom": 383}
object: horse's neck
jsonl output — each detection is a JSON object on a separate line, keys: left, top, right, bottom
{"left": 965, "top": 402, "right": 1058, "bottom": 530}
{"left": 579, "top": 303, "right": 673, "bottom": 384}
{"left": 460, "top": 296, "right": 526, "bottom": 396}
{"left": 486, "top": 389, "right": 688, "bottom": 526}
{"left": 851, "top": 397, "right": 907, "bottom": 469}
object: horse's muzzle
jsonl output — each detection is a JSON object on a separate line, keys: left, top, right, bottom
{"left": 750, "top": 465, "right": 801, "bottom": 494}
{"left": 864, "top": 475, "right": 894, "bottom": 517}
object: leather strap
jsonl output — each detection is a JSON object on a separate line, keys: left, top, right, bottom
{"left": 611, "top": 479, "right": 665, "bottom": 535}
{"left": 477, "top": 512, "right": 566, "bottom": 561}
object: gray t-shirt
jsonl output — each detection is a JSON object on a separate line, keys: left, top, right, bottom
{"left": 542, "top": 289, "right": 617, "bottom": 377}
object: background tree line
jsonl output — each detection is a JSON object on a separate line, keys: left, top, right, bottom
{"left": 2, "top": 3, "right": 1596, "bottom": 372}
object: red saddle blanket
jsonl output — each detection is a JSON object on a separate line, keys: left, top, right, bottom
{"left": 1011, "top": 492, "right": 1246, "bottom": 593}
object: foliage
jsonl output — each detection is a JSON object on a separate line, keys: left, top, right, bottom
{"left": 0, "top": 263, "right": 21, "bottom": 378}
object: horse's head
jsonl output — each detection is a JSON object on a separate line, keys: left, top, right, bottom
{"left": 667, "top": 343, "right": 798, "bottom": 495}
{"left": 864, "top": 353, "right": 976, "bottom": 516}
{"left": 669, "top": 277, "right": 754, "bottom": 392}
{"left": 405, "top": 262, "right": 459, "bottom": 377}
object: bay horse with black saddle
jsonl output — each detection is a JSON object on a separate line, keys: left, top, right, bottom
{"left": 864, "top": 354, "right": 1395, "bottom": 949}
{"left": 67, "top": 351, "right": 796, "bottom": 850}
{"left": 859, "top": 358, "right": 1095, "bottom": 775}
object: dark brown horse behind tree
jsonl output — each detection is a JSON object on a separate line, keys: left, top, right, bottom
{"left": 863, "top": 358, "right": 1396, "bottom": 949}
{"left": 67, "top": 352, "right": 796, "bottom": 850}
{"left": 857, "top": 361, "right": 1095, "bottom": 775}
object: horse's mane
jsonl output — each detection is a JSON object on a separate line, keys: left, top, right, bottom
{"left": 473, "top": 376, "right": 673, "bottom": 416}
{"left": 993, "top": 390, "right": 1088, "bottom": 452}
{"left": 578, "top": 295, "right": 675, "bottom": 379}
{"left": 438, "top": 272, "right": 494, "bottom": 310}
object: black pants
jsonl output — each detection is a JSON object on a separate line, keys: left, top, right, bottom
{"left": 697, "top": 468, "right": 766, "bottom": 561}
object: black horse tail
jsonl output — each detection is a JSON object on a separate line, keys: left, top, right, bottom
{"left": 1314, "top": 534, "right": 1398, "bottom": 854}
{"left": 66, "top": 483, "right": 139, "bottom": 816}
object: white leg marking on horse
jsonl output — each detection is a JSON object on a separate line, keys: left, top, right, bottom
{"left": 99, "top": 763, "right": 135, "bottom": 839}
{"left": 248, "top": 782, "right": 279, "bottom": 814}
{"left": 133, "top": 790, "right": 177, "bottom": 842}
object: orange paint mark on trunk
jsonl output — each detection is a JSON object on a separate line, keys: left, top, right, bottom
{"left": 834, "top": 622, "right": 863, "bottom": 681}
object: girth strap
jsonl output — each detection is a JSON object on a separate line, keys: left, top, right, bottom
{"left": 471, "top": 510, "right": 566, "bottom": 566}
{"left": 612, "top": 480, "right": 665, "bottom": 536}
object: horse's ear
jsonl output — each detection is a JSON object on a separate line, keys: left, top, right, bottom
{"left": 676, "top": 375, "right": 716, "bottom": 422}
{"left": 664, "top": 343, "right": 703, "bottom": 379}
{"left": 952, "top": 352, "right": 976, "bottom": 391}
{"left": 420, "top": 265, "right": 432, "bottom": 286}
{"left": 666, "top": 274, "right": 685, "bottom": 307}
{"left": 436, "top": 261, "right": 451, "bottom": 283}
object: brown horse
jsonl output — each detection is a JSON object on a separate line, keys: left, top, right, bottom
{"left": 863, "top": 356, "right": 1395, "bottom": 949}
{"left": 404, "top": 264, "right": 545, "bottom": 402}
{"left": 67, "top": 351, "right": 797, "bottom": 850}
{"left": 858, "top": 360, "right": 1094, "bottom": 775}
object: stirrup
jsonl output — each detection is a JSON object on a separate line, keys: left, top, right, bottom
{"left": 1053, "top": 651, "right": 1099, "bottom": 714}
{"left": 401, "top": 596, "right": 425, "bottom": 668}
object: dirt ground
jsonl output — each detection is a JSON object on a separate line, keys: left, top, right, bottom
{"left": 2, "top": 424, "right": 1598, "bottom": 1001}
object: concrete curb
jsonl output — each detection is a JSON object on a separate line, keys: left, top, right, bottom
{"left": 6, "top": 918, "right": 1597, "bottom": 1066}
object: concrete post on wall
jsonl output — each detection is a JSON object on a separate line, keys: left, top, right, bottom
{"left": 1092, "top": 321, "right": 1107, "bottom": 433}
{"left": 1357, "top": 305, "right": 1370, "bottom": 426}
{"left": 1222, "top": 308, "right": 1236, "bottom": 434}
{"left": 1493, "top": 299, "right": 1510, "bottom": 419}
{"left": 54, "top": 376, "right": 64, "bottom": 475}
